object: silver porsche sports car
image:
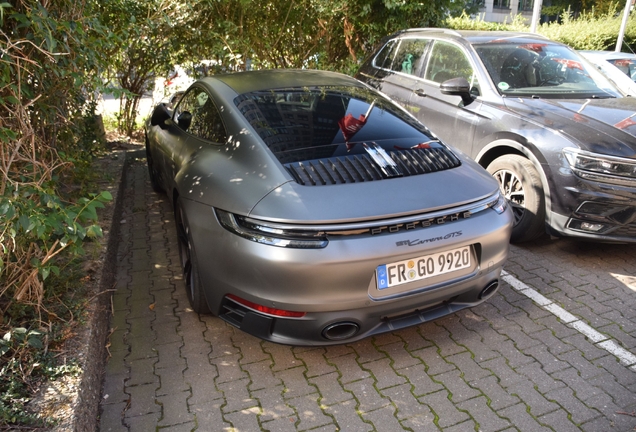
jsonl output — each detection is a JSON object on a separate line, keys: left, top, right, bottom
{"left": 145, "top": 69, "right": 513, "bottom": 345}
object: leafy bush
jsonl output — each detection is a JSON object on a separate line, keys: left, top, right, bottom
{"left": 1, "top": 0, "right": 112, "bottom": 307}
{"left": 0, "top": 0, "right": 113, "bottom": 426}
{"left": 446, "top": 6, "right": 636, "bottom": 52}
{"left": 446, "top": 11, "right": 530, "bottom": 31}
{"left": 0, "top": 324, "right": 83, "bottom": 426}
{"left": 0, "top": 188, "right": 112, "bottom": 304}
{"left": 539, "top": 6, "right": 633, "bottom": 51}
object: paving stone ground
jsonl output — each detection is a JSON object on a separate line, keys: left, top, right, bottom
{"left": 99, "top": 157, "right": 636, "bottom": 432}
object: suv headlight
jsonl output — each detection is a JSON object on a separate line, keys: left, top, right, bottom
{"left": 563, "top": 148, "right": 636, "bottom": 187}
{"left": 216, "top": 210, "right": 329, "bottom": 249}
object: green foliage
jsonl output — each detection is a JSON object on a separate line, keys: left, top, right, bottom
{"left": 0, "top": 324, "right": 82, "bottom": 427}
{"left": 1, "top": 0, "right": 113, "bottom": 304}
{"left": 97, "top": 0, "right": 477, "bottom": 134}
{"left": 100, "top": 0, "right": 194, "bottom": 136}
{"left": 0, "top": 1, "right": 113, "bottom": 426}
{"left": 0, "top": 183, "right": 111, "bottom": 427}
{"left": 0, "top": 185, "right": 112, "bottom": 305}
{"left": 540, "top": 0, "right": 621, "bottom": 17}
{"left": 539, "top": 6, "right": 633, "bottom": 51}
{"left": 446, "top": 11, "right": 530, "bottom": 31}
{"left": 446, "top": 5, "right": 636, "bottom": 53}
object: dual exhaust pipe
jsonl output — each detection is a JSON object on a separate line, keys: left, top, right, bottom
{"left": 322, "top": 280, "right": 500, "bottom": 341}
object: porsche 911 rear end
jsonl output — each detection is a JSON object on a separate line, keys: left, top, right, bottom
{"left": 172, "top": 75, "right": 513, "bottom": 345}
{"left": 147, "top": 70, "right": 512, "bottom": 345}
{"left": 183, "top": 184, "right": 511, "bottom": 346}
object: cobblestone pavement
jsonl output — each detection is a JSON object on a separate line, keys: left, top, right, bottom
{"left": 99, "top": 157, "right": 636, "bottom": 432}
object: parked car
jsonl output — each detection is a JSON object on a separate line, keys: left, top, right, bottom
{"left": 356, "top": 29, "right": 636, "bottom": 243}
{"left": 163, "top": 65, "right": 195, "bottom": 93}
{"left": 145, "top": 69, "right": 512, "bottom": 345}
{"left": 579, "top": 50, "right": 636, "bottom": 97}
{"left": 163, "top": 61, "right": 220, "bottom": 95}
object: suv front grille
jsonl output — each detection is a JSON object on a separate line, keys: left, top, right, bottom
{"left": 285, "top": 147, "right": 461, "bottom": 186}
{"left": 612, "top": 223, "right": 636, "bottom": 237}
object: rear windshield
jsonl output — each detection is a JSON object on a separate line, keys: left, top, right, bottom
{"left": 234, "top": 86, "right": 445, "bottom": 163}
{"left": 475, "top": 42, "right": 621, "bottom": 98}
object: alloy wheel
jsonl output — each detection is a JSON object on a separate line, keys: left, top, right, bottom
{"left": 176, "top": 207, "right": 195, "bottom": 301}
{"left": 492, "top": 169, "right": 525, "bottom": 226}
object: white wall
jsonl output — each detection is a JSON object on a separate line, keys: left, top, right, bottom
{"left": 477, "top": 0, "right": 534, "bottom": 23}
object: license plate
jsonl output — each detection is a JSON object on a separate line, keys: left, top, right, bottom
{"left": 376, "top": 246, "right": 471, "bottom": 289}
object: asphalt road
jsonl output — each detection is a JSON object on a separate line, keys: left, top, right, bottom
{"left": 99, "top": 155, "right": 636, "bottom": 432}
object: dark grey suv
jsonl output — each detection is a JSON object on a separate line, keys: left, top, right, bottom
{"left": 356, "top": 28, "right": 636, "bottom": 243}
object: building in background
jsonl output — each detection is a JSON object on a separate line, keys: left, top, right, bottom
{"left": 474, "top": 0, "right": 535, "bottom": 23}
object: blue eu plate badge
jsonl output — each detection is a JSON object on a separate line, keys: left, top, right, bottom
{"left": 376, "top": 265, "right": 389, "bottom": 289}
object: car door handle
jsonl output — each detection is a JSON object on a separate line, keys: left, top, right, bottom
{"left": 414, "top": 89, "right": 427, "bottom": 97}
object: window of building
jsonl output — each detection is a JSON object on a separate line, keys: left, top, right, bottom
{"left": 519, "top": 0, "right": 534, "bottom": 11}
{"left": 493, "top": 0, "right": 510, "bottom": 9}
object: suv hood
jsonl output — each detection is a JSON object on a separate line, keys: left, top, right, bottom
{"left": 503, "top": 97, "right": 636, "bottom": 158}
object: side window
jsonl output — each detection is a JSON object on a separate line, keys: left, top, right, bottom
{"left": 390, "top": 38, "right": 430, "bottom": 76}
{"left": 173, "top": 88, "right": 227, "bottom": 143}
{"left": 608, "top": 59, "right": 636, "bottom": 82}
{"left": 192, "top": 96, "right": 228, "bottom": 143}
{"left": 424, "top": 41, "right": 480, "bottom": 94}
{"left": 373, "top": 40, "right": 398, "bottom": 70}
{"left": 173, "top": 89, "right": 198, "bottom": 129}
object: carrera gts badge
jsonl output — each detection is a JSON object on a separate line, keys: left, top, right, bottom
{"left": 396, "top": 231, "right": 463, "bottom": 247}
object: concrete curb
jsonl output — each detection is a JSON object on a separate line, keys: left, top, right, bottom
{"left": 71, "top": 149, "right": 144, "bottom": 431}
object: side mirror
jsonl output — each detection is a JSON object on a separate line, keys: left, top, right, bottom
{"left": 440, "top": 77, "right": 474, "bottom": 106}
{"left": 177, "top": 111, "right": 192, "bottom": 130}
{"left": 150, "top": 103, "right": 172, "bottom": 128}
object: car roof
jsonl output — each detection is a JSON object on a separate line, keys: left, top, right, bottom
{"left": 395, "top": 28, "right": 553, "bottom": 45}
{"left": 199, "top": 69, "right": 365, "bottom": 95}
{"left": 580, "top": 50, "right": 636, "bottom": 60}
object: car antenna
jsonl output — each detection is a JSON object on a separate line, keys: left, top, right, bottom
{"left": 338, "top": 100, "right": 376, "bottom": 151}
{"left": 364, "top": 100, "right": 376, "bottom": 118}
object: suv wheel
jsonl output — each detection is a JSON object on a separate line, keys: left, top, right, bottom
{"left": 487, "top": 155, "right": 546, "bottom": 243}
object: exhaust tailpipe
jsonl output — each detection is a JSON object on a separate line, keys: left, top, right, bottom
{"left": 479, "top": 281, "right": 499, "bottom": 299}
{"left": 322, "top": 322, "right": 359, "bottom": 341}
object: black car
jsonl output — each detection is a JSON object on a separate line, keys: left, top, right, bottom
{"left": 356, "top": 28, "right": 636, "bottom": 243}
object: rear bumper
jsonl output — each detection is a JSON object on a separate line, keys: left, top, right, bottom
{"left": 218, "top": 272, "right": 502, "bottom": 346}
{"left": 182, "top": 197, "right": 512, "bottom": 345}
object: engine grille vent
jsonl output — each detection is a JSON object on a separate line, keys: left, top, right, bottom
{"left": 285, "top": 147, "right": 461, "bottom": 186}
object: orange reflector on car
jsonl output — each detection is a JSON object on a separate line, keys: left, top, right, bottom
{"left": 226, "top": 294, "right": 306, "bottom": 318}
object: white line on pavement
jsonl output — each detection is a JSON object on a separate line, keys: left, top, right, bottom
{"left": 501, "top": 270, "right": 636, "bottom": 368}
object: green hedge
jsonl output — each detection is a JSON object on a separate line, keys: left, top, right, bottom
{"left": 446, "top": 8, "right": 636, "bottom": 52}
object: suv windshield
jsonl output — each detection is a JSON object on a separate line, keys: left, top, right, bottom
{"left": 475, "top": 42, "right": 621, "bottom": 98}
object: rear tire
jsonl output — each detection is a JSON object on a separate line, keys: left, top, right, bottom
{"left": 145, "top": 137, "right": 163, "bottom": 193}
{"left": 487, "top": 154, "right": 546, "bottom": 243}
{"left": 175, "top": 199, "right": 211, "bottom": 314}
